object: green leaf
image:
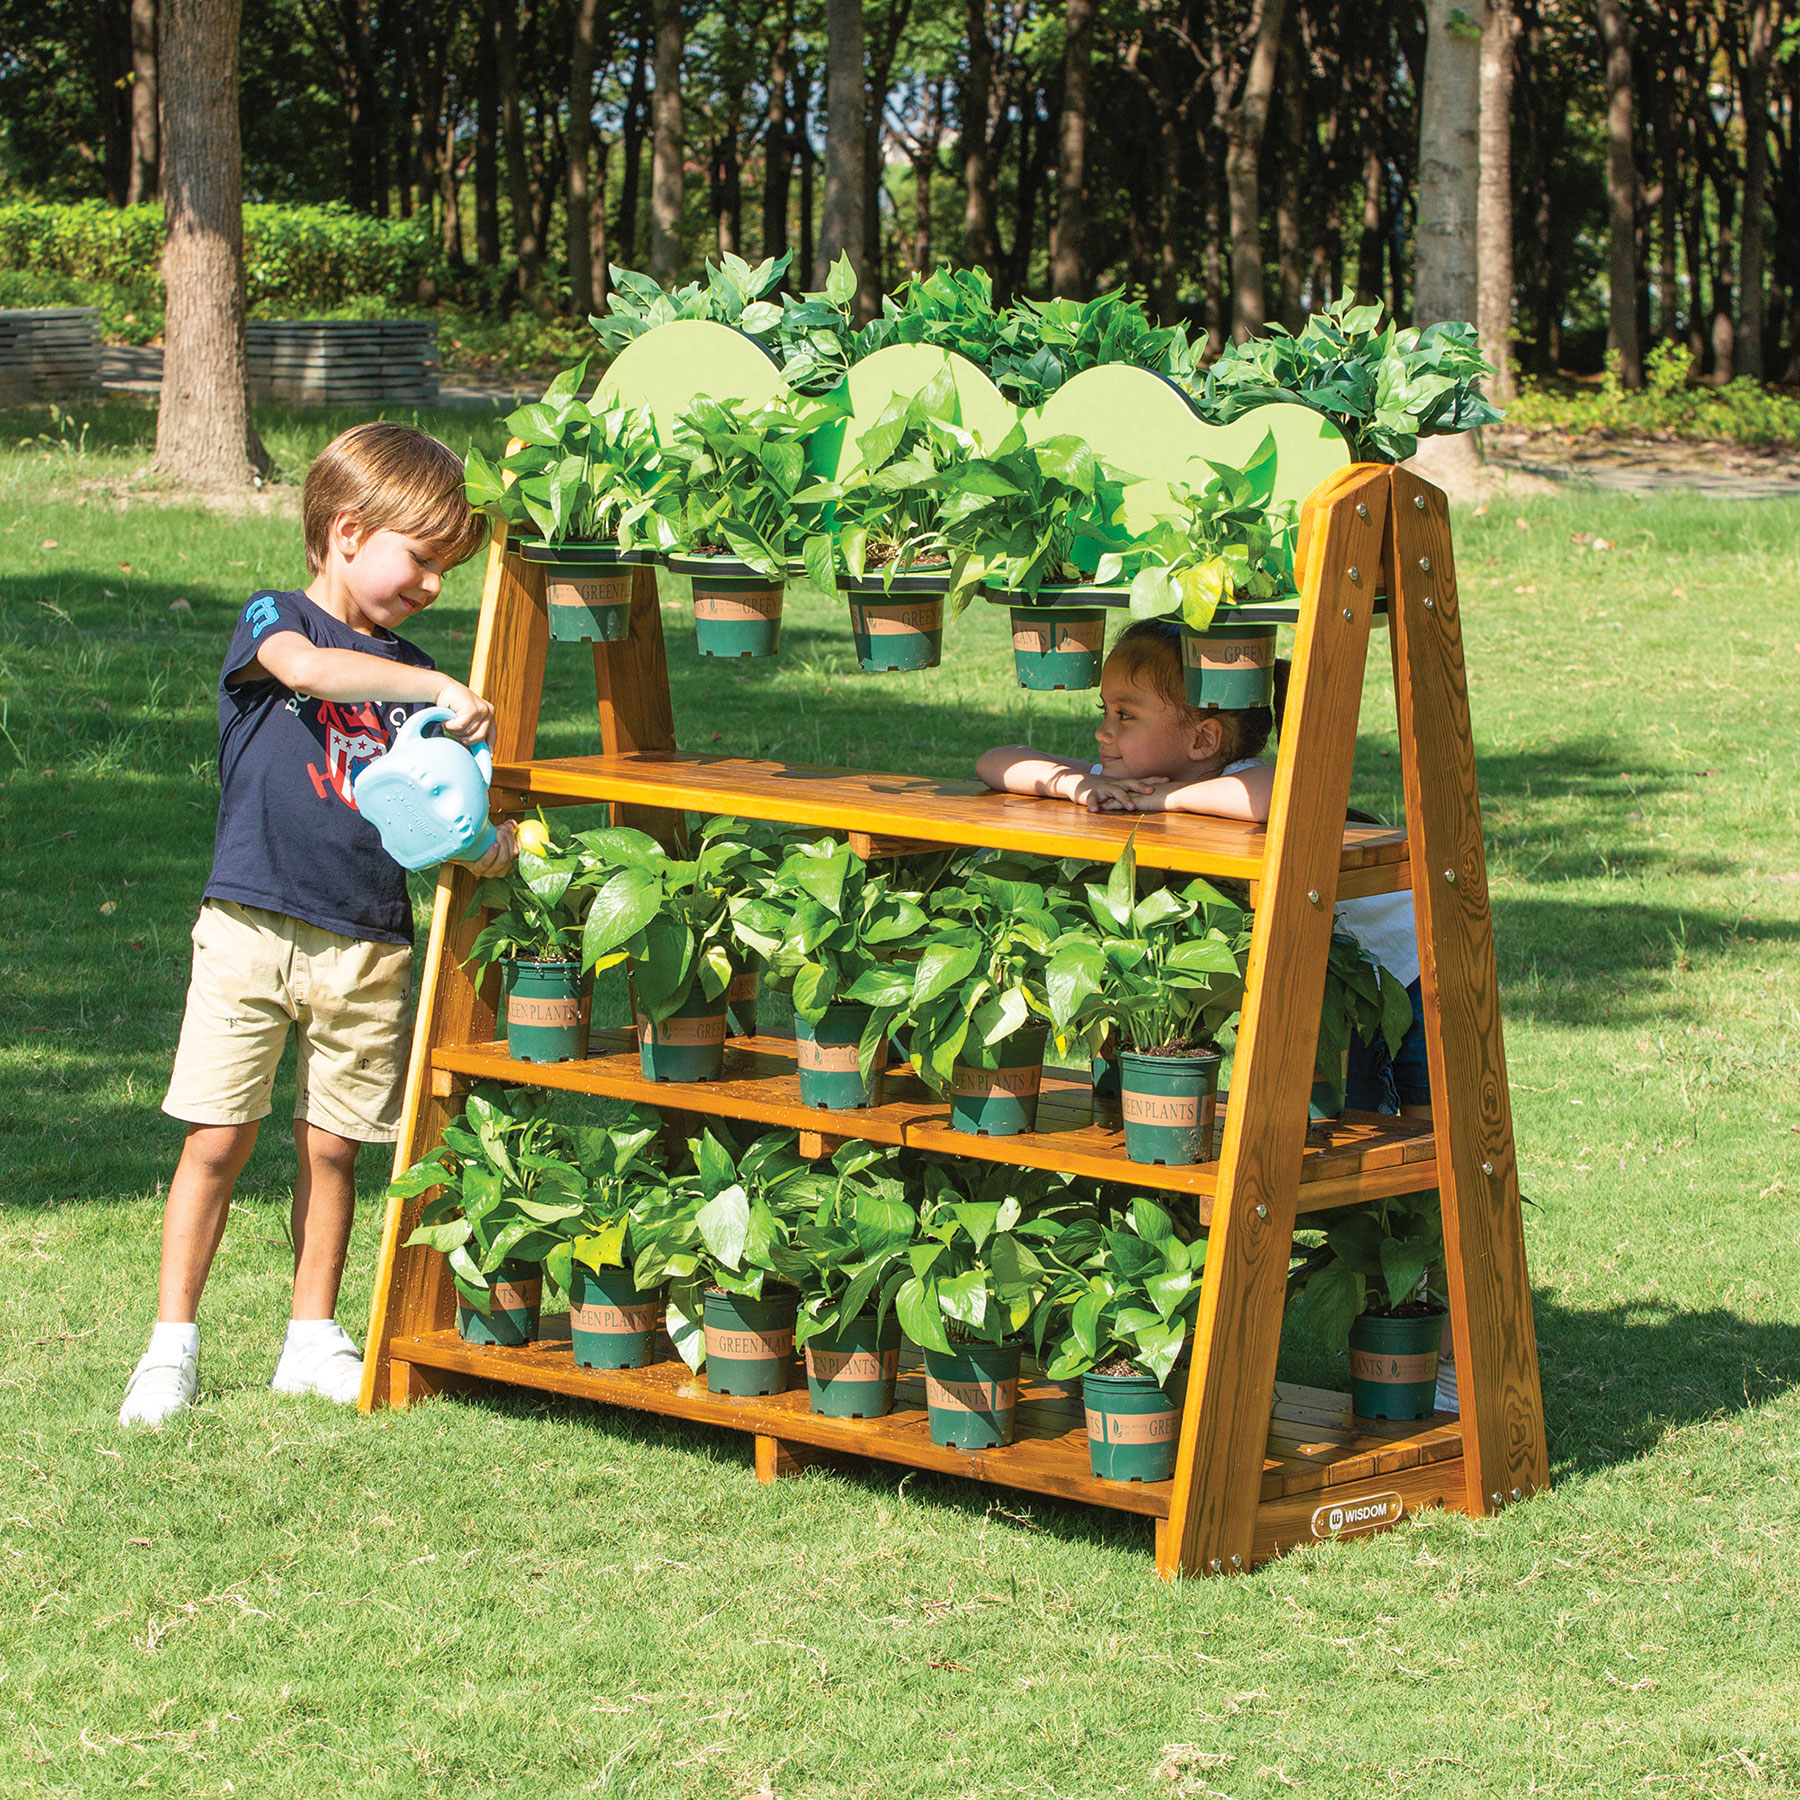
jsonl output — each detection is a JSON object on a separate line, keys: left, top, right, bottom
{"left": 695, "top": 1183, "right": 751, "bottom": 1271}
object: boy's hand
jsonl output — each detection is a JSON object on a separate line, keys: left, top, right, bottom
{"left": 1073, "top": 772, "right": 1166, "bottom": 813}
{"left": 436, "top": 678, "right": 496, "bottom": 749}
{"left": 466, "top": 819, "right": 517, "bottom": 878}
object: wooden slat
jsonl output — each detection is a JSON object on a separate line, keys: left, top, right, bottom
{"left": 491, "top": 750, "right": 1412, "bottom": 882}
{"left": 1161, "top": 462, "right": 1394, "bottom": 1579}
{"left": 1250, "top": 1457, "right": 1465, "bottom": 1566}
{"left": 1387, "top": 470, "right": 1549, "bottom": 1513}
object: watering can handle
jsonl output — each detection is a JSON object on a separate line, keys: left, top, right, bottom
{"left": 403, "top": 705, "right": 494, "bottom": 783}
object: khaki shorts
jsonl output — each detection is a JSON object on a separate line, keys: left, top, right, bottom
{"left": 162, "top": 900, "right": 414, "bottom": 1143}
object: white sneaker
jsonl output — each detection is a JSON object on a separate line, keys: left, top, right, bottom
{"left": 271, "top": 1320, "right": 364, "bottom": 1404}
{"left": 119, "top": 1346, "right": 199, "bottom": 1427}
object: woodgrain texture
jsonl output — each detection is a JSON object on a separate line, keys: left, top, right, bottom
{"left": 1160, "top": 462, "right": 1394, "bottom": 1579}
{"left": 1387, "top": 469, "right": 1550, "bottom": 1509}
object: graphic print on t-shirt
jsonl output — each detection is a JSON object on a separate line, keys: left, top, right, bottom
{"left": 302, "top": 698, "right": 395, "bottom": 806}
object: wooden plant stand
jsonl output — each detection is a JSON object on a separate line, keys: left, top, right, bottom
{"left": 360, "top": 462, "right": 1548, "bottom": 1578}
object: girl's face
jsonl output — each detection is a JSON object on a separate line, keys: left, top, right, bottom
{"left": 325, "top": 513, "right": 449, "bottom": 636}
{"left": 1094, "top": 665, "right": 1204, "bottom": 779}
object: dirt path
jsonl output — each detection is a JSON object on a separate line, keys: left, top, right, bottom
{"left": 1484, "top": 424, "right": 1800, "bottom": 500}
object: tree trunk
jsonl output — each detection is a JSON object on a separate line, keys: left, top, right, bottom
{"left": 795, "top": 55, "right": 816, "bottom": 279}
{"left": 567, "top": 0, "right": 601, "bottom": 314}
{"left": 1356, "top": 141, "right": 1384, "bottom": 305}
{"left": 1223, "top": 0, "right": 1287, "bottom": 339}
{"left": 1477, "top": 0, "right": 1518, "bottom": 400}
{"left": 649, "top": 0, "right": 684, "bottom": 281}
{"left": 1594, "top": 0, "right": 1640, "bottom": 386}
{"left": 762, "top": 5, "right": 793, "bottom": 261}
{"left": 475, "top": 0, "right": 501, "bottom": 264}
{"left": 615, "top": 33, "right": 648, "bottom": 267}
{"left": 1711, "top": 174, "right": 1736, "bottom": 383}
{"left": 498, "top": 4, "right": 540, "bottom": 296}
{"left": 1048, "top": 0, "right": 1094, "bottom": 298}
{"left": 127, "top": 0, "right": 159, "bottom": 204}
{"left": 1273, "top": 23, "right": 1305, "bottom": 331}
{"left": 712, "top": 85, "right": 744, "bottom": 257}
{"left": 1415, "top": 0, "right": 1480, "bottom": 327}
{"left": 1739, "top": 0, "right": 1773, "bottom": 379}
{"left": 590, "top": 137, "right": 610, "bottom": 311}
{"left": 962, "top": 0, "right": 997, "bottom": 266}
{"left": 441, "top": 112, "right": 463, "bottom": 264}
{"left": 815, "top": 0, "right": 866, "bottom": 286}
{"left": 155, "top": 0, "right": 268, "bottom": 488}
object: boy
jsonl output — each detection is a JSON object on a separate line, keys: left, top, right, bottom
{"left": 119, "top": 422, "right": 514, "bottom": 1428}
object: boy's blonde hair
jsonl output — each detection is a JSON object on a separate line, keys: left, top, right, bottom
{"left": 302, "top": 422, "right": 489, "bottom": 575}
{"left": 1106, "top": 618, "right": 1276, "bottom": 761}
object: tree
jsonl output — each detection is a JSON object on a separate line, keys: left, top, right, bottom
{"left": 1221, "top": 0, "right": 1289, "bottom": 339}
{"left": 1478, "top": 0, "right": 1519, "bottom": 400}
{"left": 1414, "top": 0, "right": 1480, "bottom": 328}
{"left": 1594, "top": 0, "right": 1640, "bottom": 386}
{"left": 1738, "top": 0, "right": 1774, "bottom": 379}
{"left": 961, "top": 0, "right": 998, "bottom": 268}
{"left": 1049, "top": 0, "right": 1095, "bottom": 298}
{"left": 154, "top": 0, "right": 269, "bottom": 488}
{"left": 649, "top": 0, "right": 684, "bottom": 281}
{"left": 567, "top": 0, "right": 607, "bottom": 314}
{"left": 816, "top": 0, "right": 867, "bottom": 287}
{"left": 127, "top": 0, "right": 158, "bottom": 203}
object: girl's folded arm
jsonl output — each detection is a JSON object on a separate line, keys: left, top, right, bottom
{"left": 975, "top": 745, "right": 1095, "bottom": 799}
{"left": 1140, "top": 762, "right": 1276, "bottom": 822}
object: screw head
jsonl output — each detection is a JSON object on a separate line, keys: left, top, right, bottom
{"left": 1307, "top": 889, "right": 1321, "bottom": 905}
{"left": 1342, "top": 607, "right": 1355, "bottom": 621}
{"left": 1255, "top": 1203, "right": 1268, "bottom": 1219}
{"left": 1348, "top": 565, "right": 1361, "bottom": 582}
{"left": 1444, "top": 868, "right": 1457, "bottom": 884}
{"left": 1355, "top": 502, "right": 1370, "bottom": 520}
{"left": 1414, "top": 494, "right": 1427, "bottom": 510}
{"left": 1423, "top": 595, "right": 1436, "bottom": 610}
{"left": 1512, "top": 1487, "right": 1523, "bottom": 1500}
{"left": 1491, "top": 1492, "right": 1504, "bottom": 1508}
{"left": 1482, "top": 1160, "right": 1495, "bottom": 1176}
{"left": 1419, "top": 556, "right": 1432, "bottom": 572}
{"left": 1230, "top": 1554, "right": 1243, "bottom": 1568}
{"left": 1210, "top": 1558, "right": 1223, "bottom": 1572}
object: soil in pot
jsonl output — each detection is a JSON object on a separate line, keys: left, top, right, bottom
{"left": 503, "top": 959, "right": 590, "bottom": 1063}
{"left": 1119, "top": 1046, "right": 1221, "bottom": 1166}
{"left": 1348, "top": 1306, "right": 1445, "bottom": 1420}
{"left": 923, "top": 1340, "right": 1022, "bottom": 1449}
{"left": 569, "top": 1264, "right": 662, "bottom": 1369}
{"left": 703, "top": 1288, "right": 797, "bottom": 1396}
{"left": 803, "top": 1310, "right": 902, "bottom": 1418}
{"left": 678, "top": 559, "right": 784, "bottom": 658}
{"left": 793, "top": 1001, "right": 883, "bottom": 1110}
{"left": 1010, "top": 607, "right": 1106, "bottom": 691}
{"left": 844, "top": 575, "right": 944, "bottom": 673}
{"left": 1180, "top": 620, "right": 1277, "bottom": 710}
{"left": 457, "top": 1260, "right": 541, "bottom": 1348}
{"left": 948, "top": 1026, "right": 1048, "bottom": 1136}
{"left": 635, "top": 988, "right": 730, "bottom": 1081}
{"left": 1083, "top": 1365, "right": 1179, "bottom": 1482}
{"left": 518, "top": 541, "right": 634, "bottom": 643}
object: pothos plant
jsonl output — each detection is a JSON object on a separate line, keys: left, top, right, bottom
{"left": 462, "top": 361, "right": 661, "bottom": 546}
{"left": 588, "top": 252, "right": 791, "bottom": 353}
{"left": 1286, "top": 1190, "right": 1444, "bottom": 1347}
{"left": 464, "top": 820, "right": 588, "bottom": 971}
{"left": 998, "top": 287, "right": 1198, "bottom": 405}
{"left": 1197, "top": 295, "right": 1503, "bottom": 463}
{"left": 1126, "top": 441, "right": 1296, "bottom": 630}
{"left": 1044, "top": 834, "right": 1250, "bottom": 1057}
{"left": 631, "top": 1125, "right": 835, "bottom": 1370}
{"left": 545, "top": 1106, "right": 688, "bottom": 1297}
{"left": 791, "top": 1141, "right": 921, "bottom": 1350}
{"left": 393, "top": 1084, "right": 585, "bottom": 1311}
{"left": 1040, "top": 1194, "right": 1207, "bottom": 1384}
{"left": 1315, "top": 930, "right": 1415, "bottom": 1113}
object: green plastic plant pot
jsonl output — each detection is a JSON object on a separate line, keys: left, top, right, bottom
{"left": 923, "top": 1341, "right": 1021, "bottom": 1449}
{"left": 635, "top": 988, "right": 730, "bottom": 1081}
{"left": 948, "top": 1025, "right": 1048, "bottom": 1137}
{"left": 675, "top": 560, "right": 784, "bottom": 658}
{"left": 725, "top": 964, "right": 759, "bottom": 1038}
{"left": 517, "top": 540, "right": 634, "bottom": 643}
{"left": 1090, "top": 1051, "right": 1122, "bottom": 1124}
{"left": 754, "top": 966, "right": 797, "bottom": 1042}
{"left": 803, "top": 1310, "right": 902, "bottom": 1418}
{"left": 1083, "top": 1369, "right": 1178, "bottom": 1482}
{"left": 1119, "top": 1049, "right": 1221, "bottom": 1166}
{"left": 1010, "top": 606, "right": 1106, "bottom": 691}
{"left": 703, "top": 1288, "right": 797, "bottom": 1396}
{"left": 569, "top": 1263, "right": 661, "bottom": 1370}
{"left": 793, "top": 1001, "right": 882, "bottom": 1110}
{"left": 1310, "top": 1047, "right": 1349, "bottom": 1122}
{"left": 503, "top": 959, "right": 590, "bottom": 1063}
{"left": 456, "top": 1261, "right": 541, "bottom": 1348}
{"left": 845, "top": 580, "right": 944, "bottom": 673}
{"left": 1180, "top": 620, "right": 1277, "bottom": 709}
{"left": 1349, "top": 1309, "right": 1445, "bottom": 1420}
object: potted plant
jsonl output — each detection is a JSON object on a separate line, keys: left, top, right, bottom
{"left": 895, "top": 866, "right": 1080, "bottom": 1136}
{"left": 589, "top": 251, "right": 792, "bottom": 354}
{"left": 653, "top": 391, "right": 840, "bottom": 659}
{"left": 926, "top": 424, "right": 1131, "bottom": 692}
{"left": 894, "top": 1160, "right": 1089, "bottom": 1449}
{"left": 632, "top": 1125, "right": 832, "bottom": 1396}
{"left": 792, "top": 1140, "right": 920, "bottom": 1417}
{"left": 1045, "top": 835, "right": 1250, "bottom": 1167}
{"left": 575, "top": 822, "right": 763, "bottom": 1081}
{"left": 464, "top": 821, "right": 591, "bottom": 1063}
{"left": 992, "top": 287, "right": 1197, "bottom": 405}
{"left": 1125, "top": 447, "right": 1294, "bottom": 711}
{"left": 1041, "top": 1195, "right": 1206, "bottom": 1483}
{"left": 463, "top": 364, "right": 664, "bottom": 643}
{"left": 1287, "top": 1190, "right": 1445, "bottom": 1420}
{"left": 1313, "top": 930, "right": 1415, "bottom": 1121}
{"left": 391, "top": 1084, "right": 585, "bottom": 1347}
{"left": 729, "top": 836, "right": 929, "bottom": 1110}
{"left": 549, "top": 1107, "right": 689, "bottom": 1369}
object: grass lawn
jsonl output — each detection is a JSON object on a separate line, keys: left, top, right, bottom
{"left": 3, "top": 400, "right": 1799, "bottom": 1798}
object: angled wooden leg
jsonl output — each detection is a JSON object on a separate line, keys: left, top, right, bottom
{"left": 1160, "top": 466, "right": 1393, "bottom": 1579}
{"left": 755, "top": 1435, "right": 820, "bottom": 1483}
{"left": 1387, "top": 470, "right": 1548, "bottom": 1513}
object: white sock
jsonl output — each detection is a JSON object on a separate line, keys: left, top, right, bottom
{"left": 283, "top": 1317, "right": 345, "bottom": 1350}
{"left": 148, "top": 1321, "right": 199, "bottom": 1361}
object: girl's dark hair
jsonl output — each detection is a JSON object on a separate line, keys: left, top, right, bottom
{"left": 1106, "top": 617, "right": 1284, "bottom": 762}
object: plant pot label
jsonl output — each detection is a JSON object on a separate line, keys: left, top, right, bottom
{"left": 1120, "top": 1090, "right": 1216, "bottom": 1130}
{"left": 1183, "top": 632, "right": 1275, "bottom": 672}
{"left": 1348, "top": 1349, "right": 1437, "bottom": 1384}
{"left": 796, "top": 1036, "right": 862, "bottom": 1074}
{"left": 693, "top": 590, "right": 782, "bottom": 622}
{"left": 925, "top": 1374, "right": 1017, "bottom": 1414}
{"left": 851, "top": 601, "right": 941, "bottom": 636}
{"left": 1012, "top": 617, "right": 1103, "bottom": 656}
{"left": 728, "top": 969, "right": 758, "bottom": 1004}
{"left": 488, "top": 1279, "right": 541, "bottom": 1311}
{"left": 547, "top": 575, "right": 631, "bottom": 610}
{"left": 507, "top": 993, "right": 585, "bottom": 1028}
{"left": 1084, "top": 1406, "right": 1175, "bottom": 1445}
{"left": 806, "top": 1347, "right": 899, "bottom": 1383}
{"left": 950, "top": 1064, "right": 1042, "bottom": 1100}
{"left": 1310, "top": 1492, "right": 1405, "bottom": 1539}
{"left": 638, "top": 1012, "right": 728, "bottom": 1048}
{"left": 707, "top": 1325, "right": 794, "bottom": 1361}
{"left": 572, "top": 1299, "right": 659, "bottom": 1335}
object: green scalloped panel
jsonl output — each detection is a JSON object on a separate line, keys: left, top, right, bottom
{"left": 591, "top": 319, "right": 787, "bottom": 440}
{"left": 809, "top": 343, "right": 1018, "bottom": 479}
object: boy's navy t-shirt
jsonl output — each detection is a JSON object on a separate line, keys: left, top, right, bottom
{"left": 203, "top": 588, "right": 436, "bottom": 944}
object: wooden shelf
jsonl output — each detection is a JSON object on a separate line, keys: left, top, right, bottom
{"left": 385, "top": 1327, "right": 1462, "bottom": 1555}
{"left": 488, "top": 750, "right": 1414, "bottom": 891}
{"left": 431, "top": 1030, "right": 1440, "bottom": 1216}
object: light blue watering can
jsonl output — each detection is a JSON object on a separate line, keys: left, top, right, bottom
{"left": 353, "top": 706, "right": 498, "bottom": 871}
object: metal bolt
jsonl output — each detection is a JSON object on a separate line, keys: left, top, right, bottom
{"left": 1482, "top": 1160, "right": 1495, "bottom": 1176}
{"left": 1355, "top": 502, "right": 1370, "bottom": 520}
{"left": 1491, "top": 1492, "right": 1504, "bottom": 1509}
{"left": 1342, "top": 607, "right": 1355, "bottom": 621}
{"left": 1230, "top": 1554, "right": 1244, "bottom": 1569}
{"left": 1255, "top": 1204, "right": 1268, "bottom": 1219}
{"left": 1423, "top": 595, "right": 1435, "bottom": 610}
{"left": 1414, "top": 494, "right": 1427, "bottom": 511}
{"left": 1419, "top": 556, "right": 1432, "bottom": 572}
{"left": 1348, "top": 565, "right": 1361, "bottom": 583}
{"left": 1210, "top": 1559, "right": 1223, "bottom": 1573}
{"left": 1512, "top": 1487, "right": 1523, "bottom": 1501}
{"left": 1444, "top": 869, "right": 1456, "bottom": 884}
{"left": 1307, "top": 889, "right": 1321, "bottom": 905}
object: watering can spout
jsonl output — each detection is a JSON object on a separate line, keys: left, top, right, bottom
{"left": 351, "top": 706, "right": 499, "bottom": 871}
